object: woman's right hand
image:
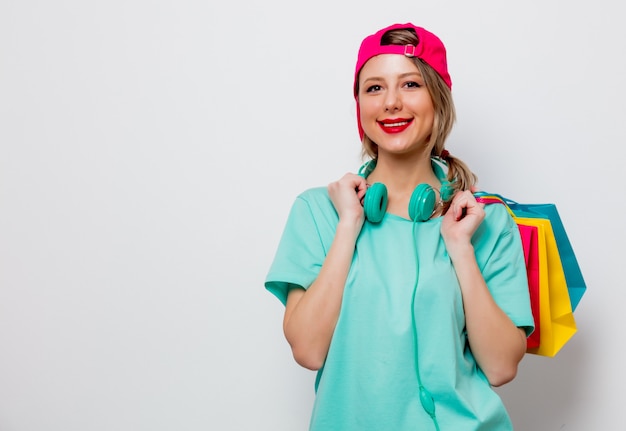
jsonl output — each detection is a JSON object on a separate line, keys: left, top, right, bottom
{"left": 327, "top": 173, "right": 368, "bottom": 227}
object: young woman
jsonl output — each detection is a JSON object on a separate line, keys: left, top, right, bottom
{"left": 265, "top": 22, "right": 534, "bottom": 431}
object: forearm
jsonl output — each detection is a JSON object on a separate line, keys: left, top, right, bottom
{"left": 283, "top": 219, "right": 362, "bottom": 370}
{"left": 451, "top": 246, "right": 527, "bottom": 386}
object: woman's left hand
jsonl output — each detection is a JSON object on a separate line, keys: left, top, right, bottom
{"left": 440, "top": 190, "right": 485, "bottom": 259}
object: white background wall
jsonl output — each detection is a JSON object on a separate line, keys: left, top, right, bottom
{"left": 0, "top": 1, "right": 623, "bottom": 430}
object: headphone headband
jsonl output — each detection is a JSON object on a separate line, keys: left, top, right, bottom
{"left": 358, "top": 158, "right": 455, "bottom": 223}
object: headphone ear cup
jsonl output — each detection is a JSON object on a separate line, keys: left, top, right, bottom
{"left": 408, "top": 184, "right": 437, "bottom": 222}
{"left": 440, "top": 181, "right": 454, "bottom": 202}
{"left": 363, "top": 182, "right": 388, "bottom": 223}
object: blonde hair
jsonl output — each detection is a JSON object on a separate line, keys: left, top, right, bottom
{"left": 355, "top": 28, "right": 477, "bottom": 198}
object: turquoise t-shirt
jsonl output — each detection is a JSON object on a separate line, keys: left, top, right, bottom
{"left": 266, "top": 187, "right": 534, "bottom": 431}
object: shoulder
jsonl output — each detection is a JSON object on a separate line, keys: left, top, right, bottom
{"left": 293, "top": 187, "right": 336, "bottom": 217}
{"left": 481, "top": 202, "right": 518, "bottom": 234}
{"left": 472, "top": 202, "right": 520, "bottom": 255}
{"left": 281, "top": 186, "right": 337, "bottom": 225}
{"left": 296, "top": 186, "right": 330, "bottom": 204}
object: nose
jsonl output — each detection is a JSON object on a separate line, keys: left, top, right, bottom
{"left": 384, "top": 89, "right": 402, "bottom": 112}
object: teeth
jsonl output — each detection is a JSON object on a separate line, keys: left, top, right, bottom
{"left": 382, "top": 121, "right": 408, "bottom": 127}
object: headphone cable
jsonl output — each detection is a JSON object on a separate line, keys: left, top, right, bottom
{"left": 412, "top": 221, "right": 441, "bottom": 431}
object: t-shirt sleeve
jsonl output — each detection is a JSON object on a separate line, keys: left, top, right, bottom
{"left": 265, "top": 194, "right": 329, "bottom": 306}
{"left": 477, "top": 205, "right": 536, "bottom": 337}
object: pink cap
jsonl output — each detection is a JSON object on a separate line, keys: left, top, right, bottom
{"left": 354, "top": 23, "right": 452, "bottom": 140}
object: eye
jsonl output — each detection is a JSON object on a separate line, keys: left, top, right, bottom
{"left": 365, "top": 84, "right": 382, "bottom": 93}
{"left": 404, "top": 81, "right": 423, "bottom": 89}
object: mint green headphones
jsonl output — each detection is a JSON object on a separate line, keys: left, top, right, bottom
{"left": 358, "top": 158, "right": 454, "bottom": 223}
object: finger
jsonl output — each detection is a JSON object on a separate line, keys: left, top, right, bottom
{"left": 452, "top": 191, "right": 473, "bottom": 220}
{"left": 346, "top": 175, "right": 367, "bottom": 199}
{"left": 449, "top": 199, "right": 465, "bottom": 221}
{"left": 357, "top": 188, "right": 367, "bottom": 203}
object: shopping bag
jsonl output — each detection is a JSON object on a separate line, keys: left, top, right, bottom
{"left": 503, "top": 201, "right": 586, "bottom": 311}
{"left": 516, "top": 217, "right": 577, "bottom": 356}
{"left": 476, "top": 195, "right": 578, "bottom": 356}
{"left": 518, "top": 223, "right": 540, "bottom": 349}
{"left": 478, "top": 194, "right": 586, "bottom": 311}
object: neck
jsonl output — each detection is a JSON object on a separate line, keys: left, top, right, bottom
{"left": 367, "top": 152, "right": 440, "bottom": 192}
{"left": 365, "top": 152, "right": 443, "bottom": 219}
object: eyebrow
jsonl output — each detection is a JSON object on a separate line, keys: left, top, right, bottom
{"left": 361, "top": 71, "right": 424, "bottom": 85}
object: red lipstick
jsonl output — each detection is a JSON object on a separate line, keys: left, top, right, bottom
{"left": 378, "top": 118, "right": 413, "bottom": 134}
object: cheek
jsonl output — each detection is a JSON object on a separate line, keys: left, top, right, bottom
{"left": 413, "top": 100, "right": 436, "bottom": 127}
{"left": 411, "top": 95, "right": 435, "bottom": 114}
{"left": 359, "top": 99, "right": 382, "bottom": 123}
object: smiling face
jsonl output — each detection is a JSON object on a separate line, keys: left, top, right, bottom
{"left": 357, "top": 54, "right": 435, "bottom": 157}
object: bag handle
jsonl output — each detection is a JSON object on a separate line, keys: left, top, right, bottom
{"left": 474, "top": 190, "right": 520, "bottom": 205}
{"left": 474, "top": 192, "right": 516, "bottom": 218}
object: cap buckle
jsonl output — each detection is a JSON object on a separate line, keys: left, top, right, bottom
{"left": 404, "top": 44, "right": 417, "bottom": 57}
